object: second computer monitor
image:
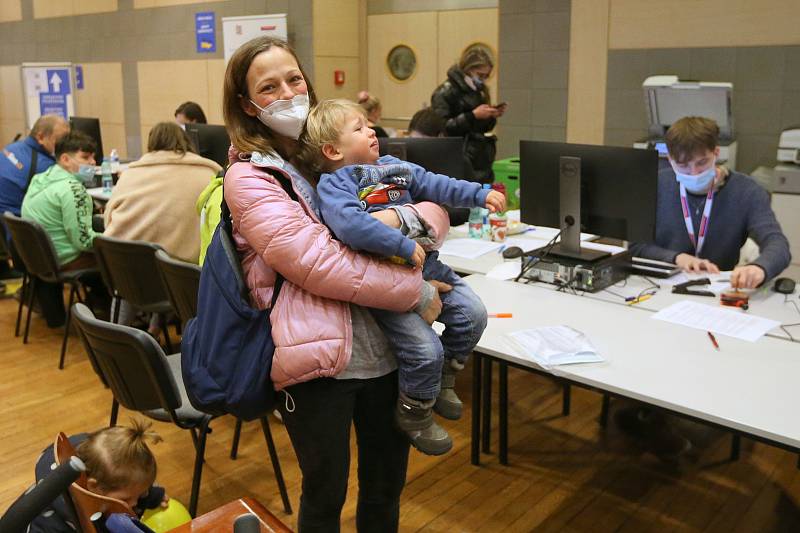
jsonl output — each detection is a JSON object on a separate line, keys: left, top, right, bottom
{"left": 184, "top": 123, "right": 230, "bottom": 168}
{"left": 69, "top": 116, "right": 103, "bottom": 164}
{"left": 520, "top": 140, "right": 659, "bottom": 244}
{"left": 378, "top": 137, "right": 471, "bottom": 180}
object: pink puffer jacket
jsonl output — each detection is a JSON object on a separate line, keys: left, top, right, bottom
{"left": 225, "top": 159, "right": 450, "bottom": 390}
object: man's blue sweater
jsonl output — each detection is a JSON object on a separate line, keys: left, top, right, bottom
{"left": 0, "top": 136, "right": 56, "bottom": 217}
{"left": 629, "top": 168, "right": 791, "bottom": 281}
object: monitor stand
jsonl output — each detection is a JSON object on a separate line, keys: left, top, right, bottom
{"left": 548, "top": 155, "right": 610, "bottom": 263}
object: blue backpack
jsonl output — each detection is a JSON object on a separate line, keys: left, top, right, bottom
{"left": 181, "top": 169, "right": 296, "bottom": 421}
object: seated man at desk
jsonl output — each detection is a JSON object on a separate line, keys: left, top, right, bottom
{"left": 630, "top": 116, "right": 791, "bottom": 288}
{"left": 22, "top": 131, "right": 108, "bottom": 323}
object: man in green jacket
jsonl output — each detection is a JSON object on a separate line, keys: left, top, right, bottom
{"left": 21, "top": 131, "right": 105, "bottom": 326}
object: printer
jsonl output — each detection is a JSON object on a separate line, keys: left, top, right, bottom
{"left": 774, "top": 127, "right": 800, "bottom": 194}
{"left": 633, "top": 75, "right": 737, "bottom": 170}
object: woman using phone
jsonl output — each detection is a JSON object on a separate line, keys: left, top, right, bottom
{"left": 431, "top": 47, "right": 507, "bottom": 183}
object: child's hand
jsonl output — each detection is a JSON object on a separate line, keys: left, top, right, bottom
{"left": 411, "top": 243, "right": 426, "bottom": 269}
{"left": 160, "top": 493, "right": 170, "bottom": 508}
{"left": 485, "top": 190, "right": 506, "bottom": 213}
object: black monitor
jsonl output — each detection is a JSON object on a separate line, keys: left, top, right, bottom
{"left": 378, "top": 137, "right": 471, "bottom": 180}
{"left": 184, "top": 123, "right": 230, "bottom": 168}
{"left": 520, "top": 140, "right": 658, "bottom": 261}
{"left": 69, "top": 116, "right": 103, "bottom": 163}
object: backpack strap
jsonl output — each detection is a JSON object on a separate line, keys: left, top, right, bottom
{"left": 220, "top": 164, "right": 299, "bottom": 308}
{"left": 24, "top": 149, "right": 38, "bottom": 193}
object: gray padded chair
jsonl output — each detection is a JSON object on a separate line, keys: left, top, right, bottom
{"left": 71, "top": 303, "right": 292, "bottom": 517}
{"left": 3, "top": 212, "right": 98, "bottom": 369}
{"left": 92, "top": 235, "right": 174, "bottom": 351}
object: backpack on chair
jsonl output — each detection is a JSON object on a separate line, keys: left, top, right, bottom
{"left": 181, "top": 167, "right": 296, "bottom": 421}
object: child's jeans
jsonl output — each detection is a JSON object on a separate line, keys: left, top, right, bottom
{"left": 370, "top": 252, "right": 488, "bottom": 400}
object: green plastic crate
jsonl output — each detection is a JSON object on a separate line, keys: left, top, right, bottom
{"left": 493, "top": 157, "right": 520, "bottom": 210}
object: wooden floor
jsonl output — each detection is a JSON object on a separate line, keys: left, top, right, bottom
{"left": 1, "top": 292, "right": 800, "bottom": 532}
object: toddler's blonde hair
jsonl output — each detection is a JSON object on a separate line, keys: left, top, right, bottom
{"left": 75, "top": 418, "right": 162, "bottom": 493}
{"left": 295, "top": 99, "right": 366, "bottom": 178}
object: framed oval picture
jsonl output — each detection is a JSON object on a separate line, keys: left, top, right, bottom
{"left": 386, "top": 44, "right": 417, "bottom": 82}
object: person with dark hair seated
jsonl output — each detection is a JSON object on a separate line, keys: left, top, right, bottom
{"left": 21, "top": 131, "right": 108, "bottom": 325}
{"left": 174, "top": 101, "right": 207, "bottom": 126}
{"left": 408, "top": 108, "right": 445, "bottom": 138}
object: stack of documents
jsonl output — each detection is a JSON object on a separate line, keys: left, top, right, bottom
{"left": 504, "top": 326, "right": 605, "bottom": 369}
{"left": 651, "top": 300, "right": 780, "bottom": 342}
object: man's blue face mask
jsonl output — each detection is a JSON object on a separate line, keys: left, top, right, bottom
{"left": 75, "top": 164, "right": 96, "bottom": 185}
{"left": 672, "top": 160, "right": 717, "bottom": 194}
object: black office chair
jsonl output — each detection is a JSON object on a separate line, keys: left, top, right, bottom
{"left": 0, "top": 218, "right": 28, "bottom": 338}
{"left": 71, "top": 303, "right": 292, "bottom": 517}
{"left": 154, "top": 249, "right": 200, "bottom": 328}
{"left": 92, "top": 235, "right": 174, "bottom": 352}
{"left": 2, "top": 212, "right": 98, "bottom": 369}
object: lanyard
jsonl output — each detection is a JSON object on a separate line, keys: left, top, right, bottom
{"left": 679, "top": 182, "right": 715, "bottom": 256}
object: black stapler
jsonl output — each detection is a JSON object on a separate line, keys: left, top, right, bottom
{"left": 672, "top": 278, "right": 715, "bottom": 297}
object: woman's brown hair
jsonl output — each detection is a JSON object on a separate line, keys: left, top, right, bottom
{"left": 223, "top": 36, "right": 317, "bottom": 157}
{"left": 75, "top": 418, "right": 162, "bottom": 493}
{"left": 147, "top": 121, "right": 196, "bottom": 154}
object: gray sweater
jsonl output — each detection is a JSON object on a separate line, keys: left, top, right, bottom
{"left": 629, "top": 168, "right": 791, "bottom": 281}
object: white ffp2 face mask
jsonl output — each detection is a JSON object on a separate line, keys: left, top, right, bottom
{"left": 250, "top": 93, "right": 310, "bottom": 140}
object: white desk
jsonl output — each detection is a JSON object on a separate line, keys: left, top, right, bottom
{"left": 440, "top": 229, "right": 800, "bottom": 343}
{"left": 86, "top": 187, "right": 112, "bottom": 202}
{"left": 463, "top": 275, "right": 800, "bottom": 465}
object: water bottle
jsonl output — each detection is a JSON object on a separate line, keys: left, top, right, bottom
{"left": 101, "top": 158, "right": 113, "bottom": 193}
{"left": 481, "top": 184, "right": 492, "bottom": 239}
{"left": 109, "top": 148, "right": 120, "bottom": 174}
{"left": 468, "top": 207, "right": 483, "bottom": 239}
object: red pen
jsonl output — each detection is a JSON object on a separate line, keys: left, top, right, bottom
{"left": 489, "top": 313, "right": 513, "bottom": 318}
{"left": 707, "top": 331, "right": 720, "bottom": 350}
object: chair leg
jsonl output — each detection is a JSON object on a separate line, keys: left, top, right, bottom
{"left": 260, "top": 417, "right": 292, "bottom": 514}
{"left": 23, "top": 277, "right": 36, "bottom": 344}
{"left": 188, "top": 417, "right": 212, "bottom": 517}
{"left": 14, "top": 273, "right": 27, "bottom": 337}
{"left": 161, "top": 314, "right": 174, "bottom": 353}
{"left": 600, "top": 393, "right": 611, "bottom": 428}
{"left": 112, "top": 296, "right": 121, "bottom": 324}
{"left": 109, "top": 399, "right": 119, "bottom": 426}
{"left": 59, "top": 285, "right": 77, "bottom": 370}
{"left": 230, "top": 418, "right": 243, "bottom": 460}
{"left": 730, "top": 434, "right": 741, "bottom": 461}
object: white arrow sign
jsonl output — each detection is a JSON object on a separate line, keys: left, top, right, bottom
{"left": 49, "top": 72, "right": 62, "bottom": 93}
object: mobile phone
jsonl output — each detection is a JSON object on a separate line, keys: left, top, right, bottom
{"left": 494, "top": 102, "right": 507, "bottom": 108}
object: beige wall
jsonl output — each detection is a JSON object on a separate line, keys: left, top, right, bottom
{"left": 567, "top": 0, "right": 800, "bottom": 146}
{"left": 0, "top": 1, "right": 22, "bottom": 23}
{"left": 0, "top": 66, "right": 24, "bottom": 145}
{"left": 566, "top": 0, "right": 609, "bottom": 145}
{"left": 133, "top": 0, "right": 219, "bottom": 7}
{"left": 33, "top": 0, "right": 117, "bottom": 19}
{"left": 74, "top": 63, "right": 127, "bottom": 159}
{"left": 312, "top": 0, "right": 361, "bottom": 101}
{"left": 137, "top": 58, "right": 225, "bottom": 153}
{"left": 367, "top": 8, "right": 498, "bottom": 123}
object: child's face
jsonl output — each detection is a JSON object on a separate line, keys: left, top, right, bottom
{"left": 331, "top": 111, "right": 379, "bottom": 166}
{"left": 91, "top": 478, "right": 151, "bottom": 510}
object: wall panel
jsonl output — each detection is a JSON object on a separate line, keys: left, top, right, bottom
{"left": 74, "top": 62, "right": 127, "bottom": 158}
{"left": 0, "top": 65, "right": 24, "bottom": 144}
{"left": 0, "top": 1, "right": 22, "bottom": 23}
{"left": 367, "top": 11, "right": 438, "bottom": 121}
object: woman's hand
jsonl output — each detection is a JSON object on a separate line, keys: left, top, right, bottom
{"left": 160, "top": 493, "right": 170, "bottom": 508}
{"left": 472, "top": 104, "right": 499, "bottom": 120}
{"left": 675, "top": 253, "right": 720, "bottom": 274}
{"left": 419, "top": 280, "right": 453, "bottom": 324}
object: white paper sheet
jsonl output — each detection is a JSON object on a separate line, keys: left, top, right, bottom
{"left": 439, "top": 238, "right": 504, "bottom": 259}
{"left": 505, "top": 326, "right": 604, "bottom": 368}
{"left": 486, "top": 261, "right": 523, "bottom": 280}
{"left": 651, "top": 300, "right": 780, "bottom": 342}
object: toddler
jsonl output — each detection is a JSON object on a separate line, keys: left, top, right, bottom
{"left": 297, "top": 99, "right": 505, "bottom": 455}
{"left": 27, "top": 419, "right": 168, "bottom": 532}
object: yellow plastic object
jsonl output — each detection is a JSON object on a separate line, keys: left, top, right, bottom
{"left": 141, "top": 499, "right": 192, "bottom": 531}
